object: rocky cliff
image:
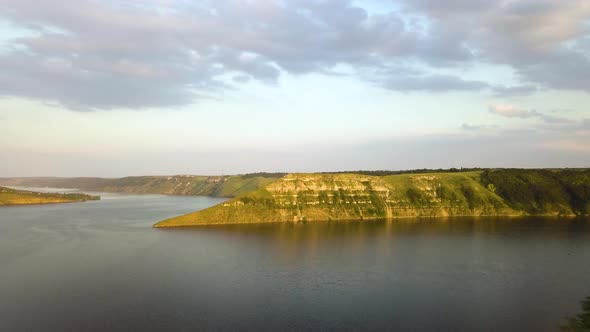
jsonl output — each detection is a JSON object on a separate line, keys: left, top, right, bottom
{"left": 155, "top": 169, "right": 590, "bottom": 227}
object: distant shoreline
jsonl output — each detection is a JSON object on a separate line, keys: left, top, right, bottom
{"left": 0, "top": 186, "right": 100, "bottom": 207}
{"left": 0, "top": 199, "right": 96, "bottom": 207}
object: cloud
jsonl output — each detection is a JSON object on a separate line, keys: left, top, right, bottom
{"left": 489, "top": 104, "right": 579, "bottom": 127}
{"left": 492, "top": 85, "right": 538, "bottom": 97}
{"left": 461, "top": 123, "right": 499, "bottom": 131}
{"left": 461, "top": 123, "right": 483, "bottom": 131}
{"left": 0, "top": 0, "right": 589, "bottom": 110}
{"left": 488, "top": 104, "right": 533, "bottom": 118}
{"left": 535, "top": 112, "right": 577, "bottom": 125}
{"left": 0, "top": 0, "right": 414, "bottom": 109}
{"left": 400, "top": 0, "right": 590, "bottom": 90}
{"left": 381, "top": 73, "right": 489, "bottom": 92}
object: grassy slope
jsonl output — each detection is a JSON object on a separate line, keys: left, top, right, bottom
{"left": 381, "top": 171, "right": 515, "bottom": 217}
{"left": 0, "top": 187, "right": 99, "bottom": 206}
{"left": 0, "top": 173, "right": 285, "bottom": 197}
{"left": 155, "top": 169, "right": 590, "bottom": 227}
{"left": 154, "top": 172, "right": 505, "bottom": 227}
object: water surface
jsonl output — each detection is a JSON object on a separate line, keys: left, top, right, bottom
{"left": 0, "top": 192, "right": 589, "bottom": 331}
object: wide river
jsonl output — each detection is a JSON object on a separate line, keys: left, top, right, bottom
{"left": 0, "top": 191, "right": 589, "bottom": 331}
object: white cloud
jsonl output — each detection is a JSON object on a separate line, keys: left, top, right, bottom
{"left": 0, "top": 0, "right": 588, "bottom": 110}
{"left": 488, "top": 104, "right": 578, "bottom": 126}
{"left": 488, "top": 104, "right": 532, "bottom": 118}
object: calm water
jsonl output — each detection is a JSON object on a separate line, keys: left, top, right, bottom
{"left": 0, "top": 192, "right": 589, "bottom": 331}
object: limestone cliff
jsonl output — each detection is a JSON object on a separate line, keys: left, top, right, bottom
{"left": 155, "top": 171, "right": 525, "bottom": 227}
{"left": 156, "top": 169, "right": 590, "bottom": 227}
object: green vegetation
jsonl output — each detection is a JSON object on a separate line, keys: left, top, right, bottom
{"left": 155, "top": 169, "right": 590, "bottom": 227}
{"left": 0, "top": 173, "right": 285, "bottom": 197}
{"left": 0, "top": 186, "right": 99, "bottom": 206}
{"left": 3, "top": 169, "right": 589, "bottom": 225}
{"left": 481, "top": 169, "right": 590, "bottom": 216}
{"left": 561, "top": 296, "right": 590, "bottom": 332}
{"left": 321, "top": 168, "right": 484, "bottom": 176}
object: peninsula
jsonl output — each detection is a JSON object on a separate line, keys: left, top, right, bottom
{"left": 155, "top": 169, "right": 590, "bottom": 227}
{"left": 0, "top": 186, "right": 100, "bottom": 206}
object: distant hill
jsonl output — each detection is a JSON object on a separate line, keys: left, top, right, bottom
{"left": 0, "top": 173, "right": 287, "bottom": 197}
{"left": 0, "top": 186, "right": 99, "bottom": 206}
{"left": 155, "top": 169, "right": 590, "bottom": 227}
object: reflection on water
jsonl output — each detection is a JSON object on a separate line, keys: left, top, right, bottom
{"left": 1, "top": 194, "right": 589, "bottom": 332}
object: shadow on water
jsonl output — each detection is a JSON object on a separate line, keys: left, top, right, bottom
{"left": 561, "top": 296, "right": 590, "bottom": 331}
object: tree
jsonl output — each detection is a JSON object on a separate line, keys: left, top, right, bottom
{"left": 561, "top": 296, "right": 590, "bottom": 332}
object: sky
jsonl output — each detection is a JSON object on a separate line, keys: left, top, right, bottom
{"left": 0, "top": 0, "right": 589, "bottom": 177}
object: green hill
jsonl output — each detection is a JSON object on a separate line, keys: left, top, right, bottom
{"left": 155, "top": 169, "right": 590, "bottom": 227}
{"left": 0, "top": 187, "right": 99, "bottom": 206}
{"left": 0, "top": 173, "right": 286, "bottom": 197}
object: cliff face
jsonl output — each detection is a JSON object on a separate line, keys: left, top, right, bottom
{"left": 155, "top": 171, "right": 524, "bottom": 227}
{"left": 263, "top": 172, "right": 517, "bottom": 220}
{"left": 155, "top": 169, "right": 590, "bottom": 227}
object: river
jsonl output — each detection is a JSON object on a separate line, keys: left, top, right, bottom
{"left": 1, "top": 191, "right": 589, "bottom": 331}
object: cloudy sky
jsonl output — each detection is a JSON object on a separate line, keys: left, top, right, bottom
{"left": 0, "top": 0, "right": 589, "bottom": 176}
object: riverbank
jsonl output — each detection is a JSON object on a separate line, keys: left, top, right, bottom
{"left": 0, "top": 186, "right": 100, "bottom": 206}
